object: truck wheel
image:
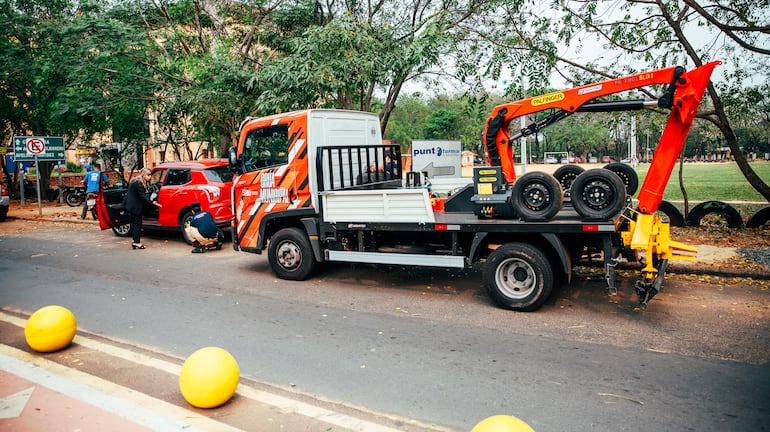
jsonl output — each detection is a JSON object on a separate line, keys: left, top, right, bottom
{"left": 746, "top": 205, "right": 770, "bottom": 228}
{"left": 570, "top": 169, "right": 627, "bottom": 220}
{"left": 553, "top": 164, "right": 584, "bottom": 192}
{"left": 112, "top": 224, "right": 131, "bottom": 237}
{"left": 603, "top": 162, "right": 639, "bottom": 195}
{"left": 654, "top": 200, "right": 685, "bottom": 227}
{"left": 268, "top": 227, "right": 317, "bottom": 280}
{"left": 484, "top": 242, "right": 554, "bottom": 312}
{"left": 510, "top": 172, "right": 563, "bottom": 221}
{"left": 686, "top": 201, "right": 743, "bottom": 228}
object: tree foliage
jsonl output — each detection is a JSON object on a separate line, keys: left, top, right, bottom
{"left": 2, "top": 0, "right": 768, "bottom": 203}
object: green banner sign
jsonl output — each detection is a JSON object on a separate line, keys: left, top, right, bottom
{"left": 13, "top": 136, "right": 66, "bottom": 162}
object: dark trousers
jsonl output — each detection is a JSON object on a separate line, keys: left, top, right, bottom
{"left": 130, "top": 213, "right": 143, "bottom": 244}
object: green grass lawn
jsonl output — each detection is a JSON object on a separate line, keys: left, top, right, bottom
{"left": 634, "top": 161, "right": 770, "bottom": 203}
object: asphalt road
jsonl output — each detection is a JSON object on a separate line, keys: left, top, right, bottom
{"left": 1, "top": 220, "right": 769, "bottom": 431}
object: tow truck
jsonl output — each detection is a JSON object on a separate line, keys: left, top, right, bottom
{"left": 226, "top": 61, "right": 720, "bottom": 311}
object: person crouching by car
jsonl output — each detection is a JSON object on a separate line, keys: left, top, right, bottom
{"left": 185, "top": 202, "right": 222, "bottom": 253}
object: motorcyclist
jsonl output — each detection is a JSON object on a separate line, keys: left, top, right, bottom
{"left": 82, "top": 162, "right": 108, "bottom": 219}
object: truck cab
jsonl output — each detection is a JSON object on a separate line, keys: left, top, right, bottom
{"left": 229, "top": 109, "right": 402, "bottom": 253}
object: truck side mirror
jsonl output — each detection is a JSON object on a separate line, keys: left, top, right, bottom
{"left": 227, "top": 147, "right": 241, "bottom": 173}
{"left": 228, "top": 147, "right": 237, "bottom": 165}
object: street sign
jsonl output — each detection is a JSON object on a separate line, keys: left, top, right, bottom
{"left": 12, "top": 136, "right": 66, "bottom": 162}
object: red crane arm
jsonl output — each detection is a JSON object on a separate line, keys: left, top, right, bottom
{"left": 483, "top": 61, "right": 721, "bottom": 214}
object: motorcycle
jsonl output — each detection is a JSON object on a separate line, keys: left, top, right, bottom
{"left": 81, "top": 191, "right": 98, "bottom": 220}
{"left": 63, "top": 186, "right": 86, "bottom": 207}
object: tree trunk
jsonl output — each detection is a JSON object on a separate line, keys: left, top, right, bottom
{"left": 708, "top": 84, "right": 770, "bottom": 203}
{"left": 379, "top": 79, "right": 404, "bottom": 135}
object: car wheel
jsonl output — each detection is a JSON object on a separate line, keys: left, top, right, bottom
{"left": 179, "top": 210, "right": 194, "bottom": 245}
{"left": 570, "top": 168, "right": 627, "bottom": 220}
{"left": 510, "top": 171, "right": 563, "bottom": 221}
{"left": 553, "top": 164, "right": 585, "bottom": 192}
{"left": 268, "top": 227, "right": 317, "bottom": 280}
{"left": 603, "top": 162, "right": 639, "bottom": 195}
{"left": 686, "top": 201, "right": 743, "bottom": 228}
{"left": 112, "top": 224, "right": 131, "bottom": 237}
{"left": 483, "top": 242, "right": 554, "bottom": 312}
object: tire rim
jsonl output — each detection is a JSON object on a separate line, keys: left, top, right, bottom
{"left": 276, "top": 240, "right": 302, "bottom": 270}
{"left": 580, "top": 179, "right": 614, "bottom": 210}
{"left": 560, "top": 173, "right": 579, "bottom": 190}
{"left": 115, "top": 224, "right": 130, "bottom": 235}
{"left": 495, "top": 257, "right": 536, "bottom": 299}
{"left": 521, "top": 182, "right": 550, "bottom": 211}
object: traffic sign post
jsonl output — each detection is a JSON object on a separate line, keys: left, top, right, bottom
{"left": 12, "top": 136, "right": 66, "bottom": 214}
{"left": 12, "top": 136, "right": 66, "bottom": 161}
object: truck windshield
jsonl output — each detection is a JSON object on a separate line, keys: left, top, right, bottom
{"left": 242, "top": 125, "right": 289, "bottom": 172}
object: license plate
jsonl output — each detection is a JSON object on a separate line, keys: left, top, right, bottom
{"left": 86, "top": 199, "right": 96, "bottom": 206}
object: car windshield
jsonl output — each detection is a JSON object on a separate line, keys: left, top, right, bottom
{"left": 204, "top": 166, "right": 234, "bottom": 183}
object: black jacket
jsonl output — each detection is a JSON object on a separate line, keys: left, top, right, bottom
{"left": 124, "top": 180, "right": 153, "bottom": 215}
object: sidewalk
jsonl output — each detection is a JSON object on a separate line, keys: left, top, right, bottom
{"left": 0, "top": 313, "right": 445, "bottom": 432}
{"left": 8, "top": 200, "right": 97, "bottom": 224}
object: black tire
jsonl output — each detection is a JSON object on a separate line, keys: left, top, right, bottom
{"left": 746, "top": 205, "right": 770, "bottom": 229}
{"left": 686, "top": 201, "right": 743, "bottom": 228}
{"left": 603, "top": 162, "right": 639, "bottom": 196}
{"left": 484, "top": 242, "right": 554, "bottom": 312}
{"left": 570, "top": 168, "right": 627, "bottom": 220}
{"left": 112, "top": 224, "right": 131, "bottom": 237}
{"left": 65, "top": 192, "right": 83, "bottom": 207}
{"left": 654, "top": 200, "right": 685, "bottom": 227}
{"left": 268, "top": 227, "right": 317, "bottom": 280}
{"left": 553, "top": 164, "right": 585, "bottom": 192}
{"left": 179, "top": 210, "right": 195, "bottom": 245}
{"left": 510, "top": 171, "right": 564, "bottom": 221}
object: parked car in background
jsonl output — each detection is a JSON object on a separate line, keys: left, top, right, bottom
{"left": 0, "top": 179, "right": 9, "bottom": 221}
{"left": 97, "top": 159, "right": 233, "bottom": 244}
{"left": 601, "top": 155, "right": 612, "bottom": 163}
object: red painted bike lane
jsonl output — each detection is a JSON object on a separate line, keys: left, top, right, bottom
{"left": 0, "top": 369, "right": 153, "bottom": 432}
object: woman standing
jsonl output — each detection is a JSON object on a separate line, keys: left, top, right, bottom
{"left": 123, "top": 167, "right": 161, "bottom": 249}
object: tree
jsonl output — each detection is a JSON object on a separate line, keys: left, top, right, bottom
{"left": 1, "top": 0, "right": 158, "bottom": 192}
{"left": 254, "top": 0, "right": 488, "bottom": 132}
{"left": 493, "top": 0, "right": 770, "bottom": 202}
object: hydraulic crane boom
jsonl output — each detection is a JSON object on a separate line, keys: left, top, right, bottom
{"left": 484, "top": 61, "right": 720, "bottom": 214}
{"left": 482, "top": 61, "right": 721, "bottom": 305}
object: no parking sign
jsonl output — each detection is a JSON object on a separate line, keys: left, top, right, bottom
{"left": 12, "top": 136, "right": 65, "bottom": 162}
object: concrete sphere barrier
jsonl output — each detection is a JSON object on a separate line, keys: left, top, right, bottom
{"left": 179, "top": 347, "right": 240, "bottom": 408}
{"left": 471, "top": 415, "right": 535, "bottom": 432}
{"left": 24, "top": 305, "right": 77, "bottom": 353}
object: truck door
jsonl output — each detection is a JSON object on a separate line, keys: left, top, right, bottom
{"left": 233, "top": 119, "right": 313, "bottom": 250}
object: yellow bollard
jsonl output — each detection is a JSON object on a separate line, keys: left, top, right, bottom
{"left": 24, "top": 305, "right": 77, "bottom": 352}
{"left": 471, "top": 415, "right": 535, "bottom": 432}
{"left": 179, "top": 346, "right": 240, "bottom": 408}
